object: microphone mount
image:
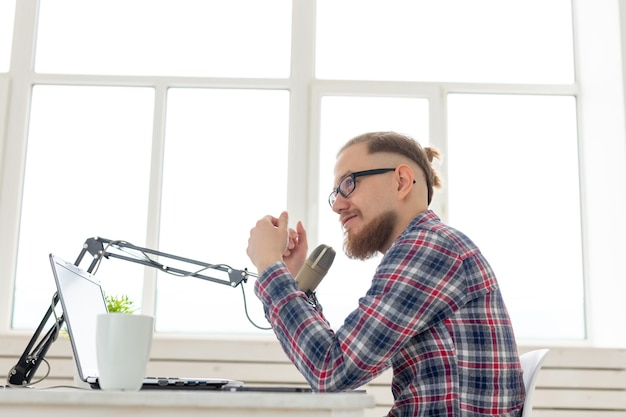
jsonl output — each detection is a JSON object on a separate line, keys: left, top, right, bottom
{"left": 8, "top": 236, "right": 256, "bottom": 387}
{"left": 75, "top": 236, "right": 253, "bottom": 288}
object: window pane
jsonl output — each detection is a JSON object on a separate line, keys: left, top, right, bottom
{"left": 155, "top": 88, "right": 290, "bottom": 333}
{"left": 0, "top": 0, "right": 16, "bottom": 72}
{"left": 447, "top": 93, "right": 583, "bottom": 340}
{"left": 36, "top": 0, "right": 292, "bottom": 78}
{"left": 317, "top": 96, "right": 429, "bottom": 329}
{"left": 12, "top": 85, "right": 154, "bottom": 329}
{"left": 317, "top": 0, "right": 574, "bottom": 84}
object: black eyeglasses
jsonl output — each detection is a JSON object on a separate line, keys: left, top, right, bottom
{"left": 328, "top": 168, "right": 396, "bottom": 207}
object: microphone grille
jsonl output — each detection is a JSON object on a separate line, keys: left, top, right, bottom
{"left": 310, "top": 244, "right": 336, "bottom": 270}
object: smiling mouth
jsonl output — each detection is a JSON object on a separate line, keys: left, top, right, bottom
{"left": 341, "top": 214, "right": 357, "bottom": 228}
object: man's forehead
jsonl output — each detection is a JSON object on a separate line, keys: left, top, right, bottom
{"left": 334, "top": 144, "right": 371, "bottom": 176}
{"left": 334, "top": 145, "right": 397, "bottom": 177}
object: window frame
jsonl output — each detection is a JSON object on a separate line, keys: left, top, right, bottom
{"left": 1, "top": 0, "right": 626, "bottom": 347}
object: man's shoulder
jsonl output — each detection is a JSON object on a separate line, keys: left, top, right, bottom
{"left": 401, "top": 211, "right": 482, "bottom": 257}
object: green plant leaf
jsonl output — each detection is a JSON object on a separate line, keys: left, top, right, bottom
{"left": 104, "top": 293, "right": 137, "bottom": 314}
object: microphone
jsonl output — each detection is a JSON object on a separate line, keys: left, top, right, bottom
{"left": 295, "top": 244, "right": 336, "bottom": 293}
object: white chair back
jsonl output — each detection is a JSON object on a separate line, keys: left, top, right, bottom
{"left": 519, "top": 349, "right": 550, "bottom": 417}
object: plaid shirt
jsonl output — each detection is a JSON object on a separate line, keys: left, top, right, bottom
{"left": 254, "top": 210, "right": 525, "bottom": 416}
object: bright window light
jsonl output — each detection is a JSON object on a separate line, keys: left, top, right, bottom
{"left": 447, "top": 93, "right": 583, "bottom": 339}
{"left": 8, "top": 1, "right": 584, "bottom": 340}
{"left": 35, "top": 0, "right": 292, "bottom": 78}
{"left": 13, "top": 85, "right": 154, "bottom": 329}
{"left": 155, "top": 88, "right": 290, "bottom": 333}
{"left": 317, "top": 0, "right": 574, "bottom": 83}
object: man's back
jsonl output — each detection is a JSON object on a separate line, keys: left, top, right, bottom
{"left": 376, "top": 210, "right": 524, "bottom": 416}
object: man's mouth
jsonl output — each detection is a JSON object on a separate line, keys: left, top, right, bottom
{"left": 341, "top": 214, "right": 357, "bottom": 228}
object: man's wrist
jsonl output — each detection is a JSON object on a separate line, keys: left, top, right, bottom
{"left": 255, "top": 257, "right": 282, "bottom": 275}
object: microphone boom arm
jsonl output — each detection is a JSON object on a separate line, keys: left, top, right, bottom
{"left": 7, "top": 293, "right": 64, "bottom": 386}
{"left": 8, "top": 236, "right": 255, "bottom": 386}
{"left": 75, "top": 236, "right": 252, "bottom": 287}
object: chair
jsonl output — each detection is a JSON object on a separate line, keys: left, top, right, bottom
{"left": 519, "top": 349, "right": 550, "bottom": 417}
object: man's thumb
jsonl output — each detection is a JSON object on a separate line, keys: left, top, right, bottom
{"left": 278, "top": 211, "right": 289, "bottom": 230}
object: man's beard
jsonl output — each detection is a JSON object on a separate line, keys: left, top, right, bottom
{"left": 344, "top": 210, "right": 397, "bottom": 260}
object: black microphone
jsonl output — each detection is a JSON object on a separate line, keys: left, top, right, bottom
{"left": 295, "top": 244, "right": 336, "bottom": 293}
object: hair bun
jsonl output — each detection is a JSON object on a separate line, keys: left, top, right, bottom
{"left": 424, "top": 146, "right": 441, "bottom": 163}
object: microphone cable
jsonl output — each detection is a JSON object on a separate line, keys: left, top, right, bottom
{"left": 239, "top": 284, "right": 271, "bottom": 331}
{"left": 101, "top": 242, "right": 272, "bottom": 331}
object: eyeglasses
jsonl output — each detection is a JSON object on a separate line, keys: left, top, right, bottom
{"left": 328, "top": 168, "right": 396, "bottom": 207}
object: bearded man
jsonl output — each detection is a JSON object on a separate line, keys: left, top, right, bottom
{"left": 246, "top": 131, "right": 525, "bottom": 417}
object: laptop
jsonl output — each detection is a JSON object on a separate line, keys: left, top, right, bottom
{"left": 49, "top": 253, "right": 244, "bottom": 390}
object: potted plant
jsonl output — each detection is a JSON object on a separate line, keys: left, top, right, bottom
{"left": 70, "top": 293, "right": 137, "bottom": 387}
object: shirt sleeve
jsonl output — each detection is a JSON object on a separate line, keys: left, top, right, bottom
{"left": 253, "top": 228, "right": 481, "bottom": 392}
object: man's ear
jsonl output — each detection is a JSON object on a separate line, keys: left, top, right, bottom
{"left": 396, "top": 164, "right": 415, "bottom": 197}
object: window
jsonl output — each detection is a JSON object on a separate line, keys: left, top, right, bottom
{"left": 447, "top": 94, "right": 582, "bottom": 339}
{"left": 35, "top": 0, "right": 292, "bottom": 77}
{"left": 12, "top": 85, "right": 154, "bottom": 329}
{"left": 156, "top": 88, "right": 290, "bottom": 332}
{"left": 312, "top": 0, "right": 582, "bottom": 341}
{"left": 2, "top": 0, "right": 625, "bottom": 346}
{"left": 316, "top": 0, "right": 574, "bottom": 84}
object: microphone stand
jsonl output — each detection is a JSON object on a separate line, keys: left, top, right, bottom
{"left": 7, "top": 236, "right": 255, "bottom": 386}
{"left": 6, "top": 293, "right": 64, "bottom": 386}
{"left": 75, "top": 237, "right": 251, "bottom": 287}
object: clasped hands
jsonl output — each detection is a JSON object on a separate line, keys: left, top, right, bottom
{"left": 247, "top": 211, "right": 308, "bottom": 277}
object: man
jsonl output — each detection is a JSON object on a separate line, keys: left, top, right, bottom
{"left": 246, "top": 131, "right": 525, "bottom": 416}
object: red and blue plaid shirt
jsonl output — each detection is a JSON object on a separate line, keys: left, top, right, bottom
{"left": 254, "top": 210, "right": 525, "bottom": 416}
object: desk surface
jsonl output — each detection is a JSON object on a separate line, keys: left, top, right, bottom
{"left": 0, "top": 386, "right": 376, "bottom": 417}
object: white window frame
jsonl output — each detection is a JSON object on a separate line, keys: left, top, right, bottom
{"left": 1, "top": 0, "right": 626, "bottom": 348}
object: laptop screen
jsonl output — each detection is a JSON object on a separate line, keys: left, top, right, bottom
{"left": 50, "top": 254, "right": 108, "bottom": 381}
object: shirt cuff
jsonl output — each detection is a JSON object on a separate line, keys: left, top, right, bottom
{"left": 254, "top": 261, "right": 299, "bottom": 306}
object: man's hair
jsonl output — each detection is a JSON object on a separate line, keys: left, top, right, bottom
{"left": 339, "top": 131, "right": 442, "bottom": 204}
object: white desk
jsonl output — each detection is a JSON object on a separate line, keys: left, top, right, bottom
{"left": 0, "top": 387, "right": 376, "bottom": 417}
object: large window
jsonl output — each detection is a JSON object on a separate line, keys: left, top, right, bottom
{"left": 2, "top": 0, "right": 626, "bottom": 346}
{"left": 12, "top": 85, "right": 154, "bottom": 328}
{"left": 446, "top": 94, "right": 582, "bottom": 339}
{"left": 35, "top": 0, "right": 292, "bottom": 77}
{"left": 316, "top": 0, "right": 574, "bottom": 84}
{"left": 156, "top": 88, "right": 290, "bottom": 332}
